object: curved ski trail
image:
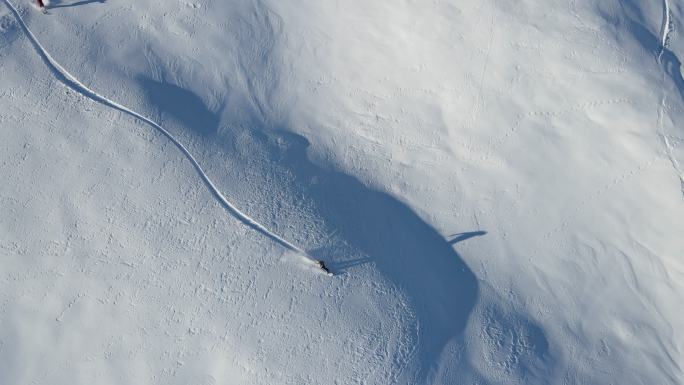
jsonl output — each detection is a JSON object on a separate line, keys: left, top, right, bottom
{"left": 2, "top": 0, "right": 312, "bottom": 259}
{"left": 656, "top": 0, "right": 684, "bottom": 198}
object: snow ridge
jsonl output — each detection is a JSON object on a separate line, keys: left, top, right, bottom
{"left": 2, "top": 0, "right": 311, "bottom": 258}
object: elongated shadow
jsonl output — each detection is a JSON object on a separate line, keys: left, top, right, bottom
{"left": 48, "top": 0, "right": 106, "bottom": 9}
{"left": 449, "top": 231, "right": 487, "bottom": 245}
{"left": 269, "top": 131, "right": 479, "bottom": 384}
{"left": 138, "top": 76, "right": 221, "bottom": 136}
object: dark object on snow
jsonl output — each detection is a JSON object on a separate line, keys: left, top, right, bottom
{"left": 316, "top": 260, "right": 331, "bottom": 275}
{"left": 36, "top": 0, "right": 44, "bottom": 8}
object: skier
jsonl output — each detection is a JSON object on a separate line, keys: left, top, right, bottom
{"left": 36, "top": 0, "right": 46, "bottom": 11}
{"left": 315, "top": 260, "right": 332, "bottom": 276}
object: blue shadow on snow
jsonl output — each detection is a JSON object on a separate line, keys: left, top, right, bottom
{"left": 47, "top": 0, "right": 106, "bottom": 9}
{"left": 601, "top": 2, "right": 684, "bottom": 101}
{"left": 262, "top": 130, "right": 480, "bottom": 383}
{"left": 137, "top": 76, "right": 221, "bottom": 137}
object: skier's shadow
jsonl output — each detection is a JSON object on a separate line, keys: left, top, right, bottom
{"left": 48, "top": 0, "right": 105, "bottom": 9}
{"left": 448, "top": 231, "right": 487, "bottom": 245}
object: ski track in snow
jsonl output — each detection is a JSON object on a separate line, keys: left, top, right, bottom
{"left": 658, "top": 0, "right": 672, "bottom": 63}
{"left": 2, "top": 0, "right": 313, "bottom": 260}
{"left": 656, "top": 0, "right": 684, "bottom": 198}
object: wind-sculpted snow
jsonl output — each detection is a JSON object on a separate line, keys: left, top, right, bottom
{"left": 1, "top": 0, "right": 310, "bottom": 259}
{"left": 1, "top": 0, "right": 683, "bottom": 383}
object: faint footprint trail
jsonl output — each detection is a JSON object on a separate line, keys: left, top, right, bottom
{"left": 656, "top": 0, "right": 684, "bottom": 198}
{"left": 2, "top": 0, "right": 310, "bottom": 258}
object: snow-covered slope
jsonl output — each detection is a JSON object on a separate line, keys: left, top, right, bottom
{"left": 0, "top": 0, "right": 682, "bottom": 384}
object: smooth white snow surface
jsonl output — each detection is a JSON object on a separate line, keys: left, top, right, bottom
{"left": 1, "top": 0, "right": 683, "bottom": 384}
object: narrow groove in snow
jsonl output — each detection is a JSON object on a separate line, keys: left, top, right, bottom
{"left": 2, "top": 0, "right": 312, "bottom": 258}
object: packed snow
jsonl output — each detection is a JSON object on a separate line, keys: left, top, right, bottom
{"left": 0, "top": 0, "right": 682, "bottom": 384}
